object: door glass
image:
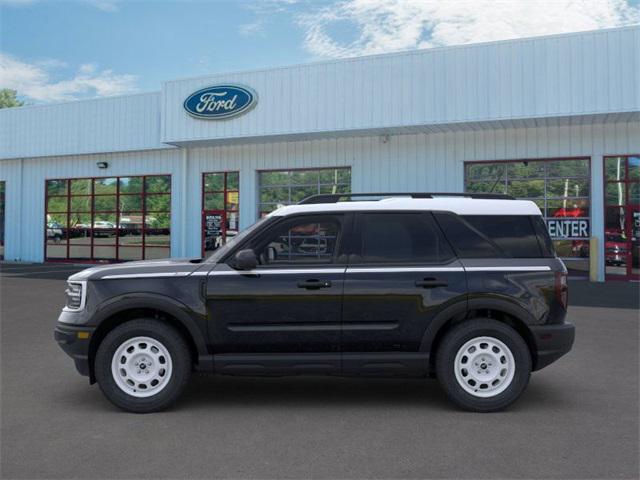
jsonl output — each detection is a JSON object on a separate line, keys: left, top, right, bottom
{"left": 202, "top": 171, "right": 240, "bottom": 257}
{"left": 360, "top": 213, "right": 454, "bottom": 264}
{"left": 204, "top": 212, "right": 225, "bottom": 257}
{"left": 604, "top": 207, "right": 628, "bottom": 277}
{"left": 0, "top": 181, "right": 5, "bottom": 260}
{"left": 632, "top": 206, "right": 640, "bottom": 276}
{"left": 256, "top": 218, "right": 341, "bottom": 265}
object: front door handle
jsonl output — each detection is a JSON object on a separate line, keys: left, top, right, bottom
{"left": 298, "top": 279, "right": 332, "bottom": 289}
{"left": 415, "top": 278, "right": 448, "bottom": 288}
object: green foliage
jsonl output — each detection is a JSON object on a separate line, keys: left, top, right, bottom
{"left": 0, "top": 89, "right": 24, "bottom": 109}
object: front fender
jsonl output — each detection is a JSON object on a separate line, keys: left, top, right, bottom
{"left": 91, "top": 292, "right": 209, "bottom": 356}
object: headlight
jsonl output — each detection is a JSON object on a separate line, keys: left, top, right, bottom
{"left": 64, "top": 281, "right": 86, "bottom": 311}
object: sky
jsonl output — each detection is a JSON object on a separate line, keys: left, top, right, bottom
{"left": 1, "top": 0, "right": 639, "bottom": 104}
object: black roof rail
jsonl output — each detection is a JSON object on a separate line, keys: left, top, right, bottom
{"left": 297, "top": 192, "right": 515, "bottom": 204}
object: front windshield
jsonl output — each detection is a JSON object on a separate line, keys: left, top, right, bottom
{"left": 205, "top": 216, "right": 272, "bottom": 263}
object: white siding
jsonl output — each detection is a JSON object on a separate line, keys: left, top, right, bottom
{"left": 0, "top": 92, "right": 168, "bottom": 160}
{"left": 2, "top": 121, "right": 638, "bottom": 272}
{"left": 162, "top": 27, "right": 639, "bottom": 145}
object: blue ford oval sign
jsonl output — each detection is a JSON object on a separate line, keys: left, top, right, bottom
{"left": 183, "top": 84, "right": 257, "bottom": 120}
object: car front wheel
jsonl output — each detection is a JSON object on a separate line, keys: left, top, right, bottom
{"left": 95, "top": 319, "right": 191, "bottom": 413}
{"left": 436, "top": 318, "right": 531, "bottom": 412}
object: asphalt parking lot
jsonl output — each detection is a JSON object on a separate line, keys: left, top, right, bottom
{"left": 1, "top": 263, "right": 638, "bottom": 479}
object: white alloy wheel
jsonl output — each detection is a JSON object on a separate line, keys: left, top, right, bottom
{"left": 453, "top": 336, "right": 515, "bottom": 398}
{"left": 110, "top": 336, "right": 173, "bottom": 398}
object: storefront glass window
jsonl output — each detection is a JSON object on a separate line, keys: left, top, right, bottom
{"left": 258, "top": 167, "right": 351, "bottom": 216}
{"left": 465, "top": 158, "right": 591, "bottom": 276}
{"left": 0, "top": 181, "right": 4, "bottom": 260}
{"left": 45, "top": 175, "right": 171, "bottom": 262}
{"left": 603, "top": 156, "right": 639, "bottom": 279}
{"left": 202, "top": 172, "right": 239, "bottom": 257}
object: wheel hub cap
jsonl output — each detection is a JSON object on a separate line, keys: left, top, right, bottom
{"left": 111, "top": 336, "right": 173, "bottom": 398}
{"left": 454, "top": 336, "right": 515, "bottom": 398}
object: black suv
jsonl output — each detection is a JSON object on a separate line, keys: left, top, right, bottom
{"left": 55, "top": 193, "right": 575, "bottom": 413}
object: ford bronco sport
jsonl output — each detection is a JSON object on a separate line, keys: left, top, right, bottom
{"left": 55, "top": 193, "right": 575, "bottom": 413}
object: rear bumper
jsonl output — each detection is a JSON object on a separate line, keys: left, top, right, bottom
{"left": 54, "top": 324, "right": 95, "bottom": 378}
{"left": 530, "top": 322, "right": 575, "bottom": 371}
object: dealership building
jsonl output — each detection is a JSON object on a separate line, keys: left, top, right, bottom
{"left": 0, "top": 26, "right": 638, "bottom": 281}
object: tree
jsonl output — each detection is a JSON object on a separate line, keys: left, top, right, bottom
{"left": 0, "top": 89, "right": 24, "bottom": 109}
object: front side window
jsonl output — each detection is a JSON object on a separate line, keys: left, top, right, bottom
{"left": 258, "top": 167, "right": 351, "bottom": 216}
{"left": 252, "top": 216, "right": 342, "bottom": 266}
{"left": 45, "top": 175, "right": 171, "bottom": 262}
{"left": 357, "top": 213, "right": 454, "bottom": 264}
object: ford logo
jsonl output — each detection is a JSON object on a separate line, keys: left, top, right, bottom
{"left": 183, "top": 84, "right": 257, "bottom": 120}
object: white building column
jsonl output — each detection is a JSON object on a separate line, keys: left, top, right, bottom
{"left": 239, "top": 168, "right": 257, "bottom": 230}
{"left": 591, "top": 155, "right": 605, "bottom": 282}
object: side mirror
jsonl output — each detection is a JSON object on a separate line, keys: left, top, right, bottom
{"left": 233, "top": 249, "right": 258, "bottom": 270}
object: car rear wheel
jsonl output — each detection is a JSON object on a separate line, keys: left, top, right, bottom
{"left": 436, "top": 318, "right": 531, "bottom": 412}
{"left": 95, "top": 319, "right": 191, "bottom": 413}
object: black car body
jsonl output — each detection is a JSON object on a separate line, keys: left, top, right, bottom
{"left": 55, "top": 193, "right": 575, "bottom": 413}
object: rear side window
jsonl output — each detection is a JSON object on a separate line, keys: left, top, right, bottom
{"left": 462, "top": 215, "right": 542, "bottom": 258}
{"left": 357, "top": 212, "right": 454, "bottom": 264}
{"left": 531, "top": 215, "right": 556, "bottom": 257}
{"left": 434, "top": 213, "right": 545, "bottom": 258}
{"left": 433, "top": 213, "right": 500, "bottom": 258}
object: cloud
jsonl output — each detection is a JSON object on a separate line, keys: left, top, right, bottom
{"left": 298, "top": 0, "right": 640, "bottom": 58}
{"left": 239, "top": 19, "right": 266, "bottom": 37}
{"left": 0, "top": 53, "right": 138, "bottom": 102}
{"left": 86, "top": 0, "right": 119, "bottom": 12}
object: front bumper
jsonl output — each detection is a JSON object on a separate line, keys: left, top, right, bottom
{"left": 54, "top": 323, "right": 95, "bottom": 378}
{"left": 530, "top": 322, "right": 575, "bottom": 371}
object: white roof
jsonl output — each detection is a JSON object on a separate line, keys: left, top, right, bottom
{"left": 269, "top": 197, "right": 542, "bottom": 217}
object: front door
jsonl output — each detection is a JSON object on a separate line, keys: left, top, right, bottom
{"left": 341, "top": 212, "right": 467, "bottom": 373}
{"left": 604, "top": 156, "right": 639, "bottom": 280}
{"left": 206, "top": 214, "right": 349, "bottom": 356}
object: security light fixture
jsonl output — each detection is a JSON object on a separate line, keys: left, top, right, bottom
{"left": 96, "top": 162, "right": 109, "bottom": 169}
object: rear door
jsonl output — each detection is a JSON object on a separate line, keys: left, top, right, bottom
{"left": 341, "top": 212, "right": 467, "bottom": 373}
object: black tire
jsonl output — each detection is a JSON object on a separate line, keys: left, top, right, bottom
{"left": 95, "top": 319, "right": 192, "bottom": 413}
{"left": 435, "top": 318, "right": 531, "bottom": 412}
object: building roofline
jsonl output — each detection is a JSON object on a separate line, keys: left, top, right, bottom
{"left": 2, "top": 25, "right": 637, "bottom": 114}
{"left": 162, "top": 25, "right": 639, "bottom": 86}
{"left": 0, "top": 90, "right": 161, "bottom": 113}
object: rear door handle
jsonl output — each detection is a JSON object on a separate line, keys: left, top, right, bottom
{"left": 415, "top": 278, "right": 448, "bottom": 288}
{"left": 298, "top": 279, "right": 332, "bottom": 289}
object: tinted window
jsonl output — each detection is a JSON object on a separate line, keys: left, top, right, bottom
{"left": 531, "top": 215, "right": 555, "bottom": 257}
{"left": 358, "top": 213, "right": 454, "bottom": 264}
{"left": 255, "top": 216, "right": 341, "bottom": 265}
{"left": 434, "top": 213, "right": 499, "bottom": 258}
{"left": 462, "top": 215, "right": 542, "bottom": 258}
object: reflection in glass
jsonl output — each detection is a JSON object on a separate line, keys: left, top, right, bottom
{"left": 258, "top": 168, "right": 351, "bottom": 216}
{"left": 94, "top": 178, "right": 117, "bottom": 194}
{"left": 45, "top": 175, "right": 172, "bottom": 262}
{"left": 629, "top": 156, "right": 640, "bottom": 181}
{"left": 145, "top": 176, "right": 171, "bottom": 193}
{"left": 119, "top": 177, "right": 143, "bottom": 194}
{"left": 605, "top": 157, "right": 625, "bottom": 181}
{"left": 605, "top": 183, "right": 626, "bottom": 206}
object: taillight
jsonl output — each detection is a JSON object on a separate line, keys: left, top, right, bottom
{"left": 555, "top": 272, "right": 568, "bottom": 310}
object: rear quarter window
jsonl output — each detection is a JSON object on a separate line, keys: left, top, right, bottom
{"left": 462, "top": 215, "right": 543, "bottom": 258}
{"left": 434, "top": 213, "right": 546, "bottom": 258}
